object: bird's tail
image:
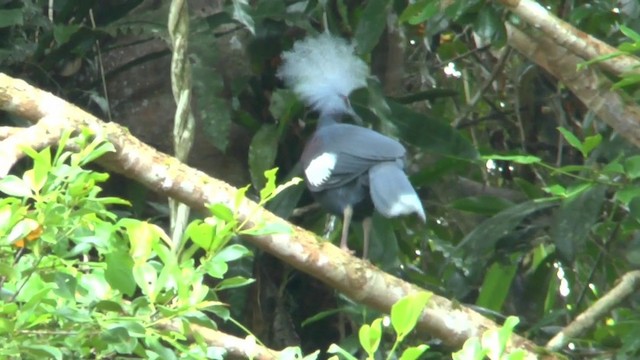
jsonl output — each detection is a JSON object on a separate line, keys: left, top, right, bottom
{"left": 369, "top": 162, "right": 426, "bottom": 222}
{"left": 277, "top": 33, "right": 368, "bottom": 115}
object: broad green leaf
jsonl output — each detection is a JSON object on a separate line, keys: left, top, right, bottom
{"left": 193, "top": 65, "right": 232, "bottom": 152}
{"left": 557, "top": 127, "right": 584, "bottom": 156}
{"left": 354, "top": 0, "right": 390, "bottom": 55}
{"left": 208, "top": 203, "right": 235, "bottom": 222}
{"left": 476, "top": 261, "right": 517, "bottom": 311}
{"left": 452, "top": 336, "right": 485, "bottom": 360}
{"left": 582, "top": 134, "right": 602, "bottom": 157}
{"left": 620, "top": 24, "right": 640, "bottom": 43}
{"left": 450, "top": 196, "right": 514, "bottom": 215}
{"left": 22, "top": 345, "right": 63, "bottom": 360}
{"left": 399, "top": 345, "right": 430, "bottom": 360}
{"left": 53, "top": 24, "right": 81, "bottom": 45}
{"left": 399, "top": 0, "right": 439, "bottom": 25}
{"left": 121, "top": 220, "right": 156, "bottom": 263}
{"left": 7, "top": 218, "right": 40, "bottom": 245}
{"left": 0, "top": 175, "right": 32, "bottom": 197}
{"left": 359, "top": 318, "right": 382, "bottom": 356}
{"left": 105, "top": 250, "right": 136, "bottom": 296}
{"left": 249, "top": 125, "right": 280, "bottom": 192}
{"left": 231, "top": 0, "right": 255, "bottom": 34}
{"left": 473, "top": 6, "right": 500, "bottom": 40}
{"left": 552, "top": 184, "right": 606, "bottom": 262}
{"left": 185, "top": 220, "right": 215, "bottom": 250}
{"left": 0, "top": 9, "right": 23, "bottom": 28}
{"left": 215, "top": 276, "right": 255, "bottom": 291}
{"left": 133, "top": 262, "right": 158, "bottom": 299}
{"left": 202, "top": 259, "right": 229, "bottom": 279}
{"left": 624, "top": 155, "right": 640, "bottom": 179}
{"left": 615, "top": 186, "right": 640, "bottom": 206}
{"left": 213, "top": 244, "right": 252, "bottom": 263}
{"left": 327, "top": 344, "right": 358, "bottom": 360}
{"left": 390, "top": 292, "right": 432, "bottom": 340}
{"left": 458, "top": 200, "right": 557, "bottom": 253}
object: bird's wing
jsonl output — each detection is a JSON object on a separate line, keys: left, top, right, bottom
{"left": 302, "top": 124, "right": 406, "bottom": 191}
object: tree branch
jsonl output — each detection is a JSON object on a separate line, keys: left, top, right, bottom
{"left": 0, "top": 72, "right": 553, "bottom": 357}
{"left": 158, "top": 321, "right": 283, "bottom": 359}
{"left": 506, "top": 23, "right": 640, "bottom": 147}
{"left": 0, "top": 116, "right": 66, "bottom": 176}
{"left": 498, "top": 0, "right": 640, "bottom": 77}
{"left": 546, "top": 270, "right": 640, "bottom": 351}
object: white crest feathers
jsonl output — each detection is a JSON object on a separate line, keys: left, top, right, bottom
{"left": 277, "top": 33, "right": 368, "bottom": 115}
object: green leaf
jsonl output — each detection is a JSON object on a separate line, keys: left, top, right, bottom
{"left": 624, "top": 155, "right": 640, "bottom": 180}
{"left": 557, "top": 127, "right": 584, "bottom": 156}
{"left": 354, "top": 0, "right": 391, "bottom": 55}
{"left": 399, "top": 345, "right": 430, "bottom": 360}
{"left": 193, "top": 66, "right": 232, "bottom": 152}
{"left": 0, "top": 175, "right": 32, "bottom": 197}
{"left": 215, "top": 276, "right": 255, "bottom": 291}
{"left": 476, "top": 261, "right": 517, "bottom": 311}
{"left": 481, "top": 154, "right": 541, "bottom": 164}
{"left": 185, "top": 220, "right": 215, "bottom": 250}
{"left": 359, "top": 318, "right": 382, "bottom": 356}
{"left": 249, "top": 125, "right": 280, "bottom": 192}
{"left": 450, "top": 196, "right": 514, "bottom": 215}
{"left": 53, "top": 24, "right": 82, "bottom": 45}
{"left": 121, "top": 219, "right": 156, "bottom": 263}
{"left": 208, "top": 203, "right": 235, "bottom": 222}
{"left": 132, "top": 262, "right": 158, "bottom": 299}
{"left": 452, "top": 336, "right": 485, "bottom": 360}
{"left": 399, "top": 0, "right": 439, "bottom": 25}
{"left": 390, "top": 292, "right": 432, "bottom": 340}
{"left": 473, "top": 6, "right": 500, "bottom": 40}
{"left": 389, "top": 101, "right": 478, "bottom": 159}
{"left": 616, "top": 185, "right": 640, "bottom": 206}
{"left": 261, "top": 168, "right": 278, "bottom": 201}
{"left": 620, "top": 24, "right": 640, "bottom": 43}
{"left": 241, "top": 221, "right": 292, "bottom": 236}
{"left": 231, "top": 0, "right": 255, "bottom": 34}
{"left": 213, "top": 244, "right": 252, "bottom": 263}
{"left": 203, "top": 259, "right": 228, "bottom": 280}
{"left": 22, "top": 344, "right": 63, "bottom": 360}
{"left": 327, "top": 344, "right": 358, "bottom": 360}
{"left": 105, "top": 250, "right": 136, "bottom": 296}
{"left": 551, "top": 184, "right": 606, "bottom": 263}
{"left": 0, "top": 9, "right": 23, "bottom": 28}
{"left": 458, "top": 200, "right": 558, "bottom": 253}
{"left": 582, "top": 134, "right": 602, "bottom": 157}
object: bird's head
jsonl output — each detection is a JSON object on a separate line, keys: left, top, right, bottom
{"left": 277, "top": 33, "right": 368, "bottom": 119}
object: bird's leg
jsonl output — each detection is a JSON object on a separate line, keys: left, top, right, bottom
{"left": 362, "top": 217, "right": 372, "bottom": 259}
{"left": 340, "top": 206, "right": 353, "bottom": 254}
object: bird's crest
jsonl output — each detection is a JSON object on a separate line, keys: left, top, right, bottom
{"left": 277, "top": 33, "right": 368, "bottom": 115}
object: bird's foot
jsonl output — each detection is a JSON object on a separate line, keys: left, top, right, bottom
{"left": 340, "top": 245, "right": 355, "bottom": 256}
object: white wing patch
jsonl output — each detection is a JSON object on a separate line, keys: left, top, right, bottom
{"left": 305, "top": 152, "right": 337, "bottom": 187}
{"left": 388, "top": 193, "right": 426, "bottom": 221}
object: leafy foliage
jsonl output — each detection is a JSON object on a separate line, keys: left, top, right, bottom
{"left": 3, "top": 0, "right": 640, "bottom": 358}
{"left": 0, "top": 134, "right": 259, "bottom": 358}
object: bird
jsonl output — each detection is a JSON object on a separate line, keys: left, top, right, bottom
{"left": 277, "top": 33, "right": 426, "bottom": 258}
